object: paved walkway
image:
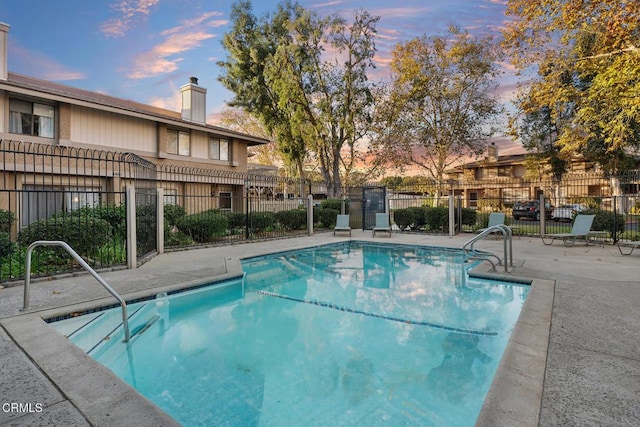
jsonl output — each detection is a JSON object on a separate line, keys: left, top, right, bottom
{"left": 0, "top": 231, "right": 638, "bottom": 426}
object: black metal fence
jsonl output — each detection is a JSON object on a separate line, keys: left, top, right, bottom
{"left": 1, "top": 137, "right": 639, "bottom": 283}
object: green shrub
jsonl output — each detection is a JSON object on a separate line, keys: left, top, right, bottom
{"left": 249, "top": 211, "right": 276, "bottom": 233}
{"left": 581, "top": 209, "right": 625, "bottom": 236}
{"left": 424, "top": 206, "right": 449, "bottom": 232}
{"left": 0, "top": 232, "right": 13, "bottom": 258}
{"left": 226, "top": 212, "right": 247, "bottom": 231}
{"left": 392, "top": 209, "right": 414, "bottom": 231}
{"left": 320, "top": 199, "right": 347, "bottom": 213}
{"left": 461, "top": 208, "right": 477, "bottom": 226}
{"left": 17, "top": 215, "right": 112, "bottom": 255}
{"left": 318, "top": 208, "right": 339, "bottom": 228}
{"left": 164, "top": 204, "right": 186, "bottom": 227}
{"left": 75, "top": 204, "right": 126, "bottom": 239}
{"left": 176, "top": 210, "right": 228, "bottom": 243}
{"left": 275, "top": 209, "right": 307, "bottom": 230}
{"left": 0, "top": 209, "right": 15, "bottom": 233}
{"left": 393, "top": 207, "right": 426, "bottom": 231}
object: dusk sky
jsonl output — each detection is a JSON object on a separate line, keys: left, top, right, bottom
{"left": 0, "top": 0, "right": 517, "bottom": 126}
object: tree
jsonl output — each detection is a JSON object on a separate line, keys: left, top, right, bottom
{"left": 516, "top": 105, "right": 567, "bottom": 182}
{"left": 218, "top": 1, "right": 379, "bottom": 197}
{"left": 371, "top": 28, "right": 502, "bottom": 198}
{"left": 503, "top": 0, "right": 640, "bottom": 174}
{"left": 216, "top": 108, "right": 282, "bottom": 167}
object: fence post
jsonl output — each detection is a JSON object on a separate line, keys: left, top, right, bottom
{"left": 126, "top": 185, "right": 137, "bottom": 269}
{"left": 613, "top": 196, "right": 618, "bottom": 243}
{"left": 539, "top": 193, "right": 546, "bottom": 236}
{"left": 448, "top": 194, "right": 455, "bottom": 237}
{"left": 308, "top": 194, "right": 314, "bottom": 235}
{"left": 157, "top": 188, "right": 164, "bottom": 255}
{"left": 245, "top": 179, "right": 250, "bottom": 239}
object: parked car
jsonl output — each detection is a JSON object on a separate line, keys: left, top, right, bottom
{"left": 551, "top": 203, "right": 587, "bottom": 222}
{"left": 512, "top": 200, "right": 553, "bottom": 221}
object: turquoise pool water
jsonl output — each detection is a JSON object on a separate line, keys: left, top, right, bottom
{"left": 51, "top": 241, "right": 529, "bottom": 426}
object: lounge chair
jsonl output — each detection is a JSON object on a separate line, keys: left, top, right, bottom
{"left": 541, "top": 214, "right": 595, "bottom": 246}
{"left": 333, "top": 214, "right": 351, "bottom": 236}
{"left": 372, "top": 213, "right": 392, "bottom": 237}
{"left": 476, "top": 212, "right": 506, "bottom": 235}
{"left": 617, "top": 240, "right": 640, "bottom": 255}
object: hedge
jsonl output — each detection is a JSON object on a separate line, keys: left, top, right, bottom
{"left": 249, "top": 211, "right": 276, "bottom": 233}
{"left": 0, "top": 209, "right": 15, "bottom": 233}
{"left": 275, "top": 209, "right": 307, "bottom": 230}
{"left": 0, "top": 232, "right": 12, "bottom": 258}
{"left": 176, "top": 210, "right": 228, "bottom": 243}
{"left": 17, "top": 215, "right": 112, "bottom": 255}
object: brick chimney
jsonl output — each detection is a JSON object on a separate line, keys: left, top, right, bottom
{"left": 0, "top": 22, "right": 9, "bottom": 81}
{"left": 180, "top": 76, "right": 206, "bottom": 124}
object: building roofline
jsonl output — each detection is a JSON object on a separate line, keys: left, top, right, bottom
{"left": 1, "top": 72, "right": 270, "bottom": 146}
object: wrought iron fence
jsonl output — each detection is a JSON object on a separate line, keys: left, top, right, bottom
{"left": 2, "top": 137, "right": 640, "bottom": 282}
{"left": 0, "top": 139, "right": 141, "bottom": 282}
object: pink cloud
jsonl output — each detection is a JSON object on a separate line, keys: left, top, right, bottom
{"left": 127, "top": 12, "right": 224, "bottom": 79}
{"left": 101, "top": 0, "right": 161, "bottom": 38}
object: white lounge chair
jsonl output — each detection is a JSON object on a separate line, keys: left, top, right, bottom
{"left": 476, "top": 212, "right": 506, "bottom": 236}
{"left": 372, "top": 213, "right": 392, "bottom": 237}
{"left": 617, "top": 240, "right": 640, "bottom": 255}
{"left": 541, "top": 214, "right": 595, "bottom": 246}
{"left": 333, "top": 214, "right": 351, "bottom": 236}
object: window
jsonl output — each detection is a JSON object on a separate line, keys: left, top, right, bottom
{"left": 163, "top": 189, "right": 178, "bottom": 206}
{"left": 209, "top": 137, "right": 229, "bottom": 161}
{"left": 167, "top": 129, "right": 190, "bottom": 156}
{"left": 219, "top": 192, "right": 232, "bottom": 211}
{"left": 65, "top": 188, "right": 100, "bottom": 212}
{"left": 9, "top": 99, "right": 55, "bottom": 138}
{"left": 21, "top": 185, "right": 100, "bottom": 227}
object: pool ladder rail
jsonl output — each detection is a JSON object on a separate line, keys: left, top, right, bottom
{"left": 21, "top": 240, "right": 131, "bottom": 343}
{"left": 462, "top": 225, "right": 514, "bottom": 272}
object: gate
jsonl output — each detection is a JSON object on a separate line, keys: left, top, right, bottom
{"left": 361, "top": 186, "right": 386, "bottom": 230}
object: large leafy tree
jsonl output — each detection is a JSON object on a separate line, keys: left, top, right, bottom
{"left": 503, "top": 0, "right": 640, "bottom": 174}
{"left": 371, "top": 28, "right": 502, "bottom": 197}
{"left": 218, "top": 1, "right": 379, "bottom": 197}
{"left": 516, "top": 105, "right": 567, "bottom": 182}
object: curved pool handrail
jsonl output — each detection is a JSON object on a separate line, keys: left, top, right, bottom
{"left": 21, "top": 240, "right": 131, "bottom": 343}
{"left": 463, "top": 225, "right": 513, "bottom": 272}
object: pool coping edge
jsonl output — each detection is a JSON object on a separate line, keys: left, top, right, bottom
{"left": 475, "top": 277, "right": 554, "bottom": 427}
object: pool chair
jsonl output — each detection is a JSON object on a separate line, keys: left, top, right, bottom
{"left": 334, "top": 214, "right": 352, "bottom": 236}
{"left": 541, "top": 214, "right": 595, "bottom": 247}
{"left": 617, "top": 240, "right": 640, "bottom": 255}
{"left": 476, "top": 212, "right": 506, "bottom": 236}
{"left": 372, "top": 213, "right": 392, "bottom": 237}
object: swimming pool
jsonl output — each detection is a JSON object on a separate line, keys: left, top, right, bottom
{"left": 51, "top": 241, "right": 529, "bottom": 426}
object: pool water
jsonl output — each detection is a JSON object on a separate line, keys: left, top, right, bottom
{"left": 51, "top": 241, "right": 529, "bottom": 426}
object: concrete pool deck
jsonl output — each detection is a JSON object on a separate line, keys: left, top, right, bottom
{"left": 0, "top": 231, "right": 638, "bottom": 426}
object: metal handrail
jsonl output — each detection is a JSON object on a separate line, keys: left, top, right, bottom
{"left": 21, "top": 240, "right": 131, "bottom": 343}
{"left": 463, "top": 225, "right": 513, "bottom": 272}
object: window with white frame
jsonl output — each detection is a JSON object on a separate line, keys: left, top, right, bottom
{"left": 209, "top": 137, "right": 229, "bottom": 161}
{"left": 167, "top": 129, "right": 190, "bottom": 156}
{"left": 9, "top": 99, "right": 55, "bottom": 138}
